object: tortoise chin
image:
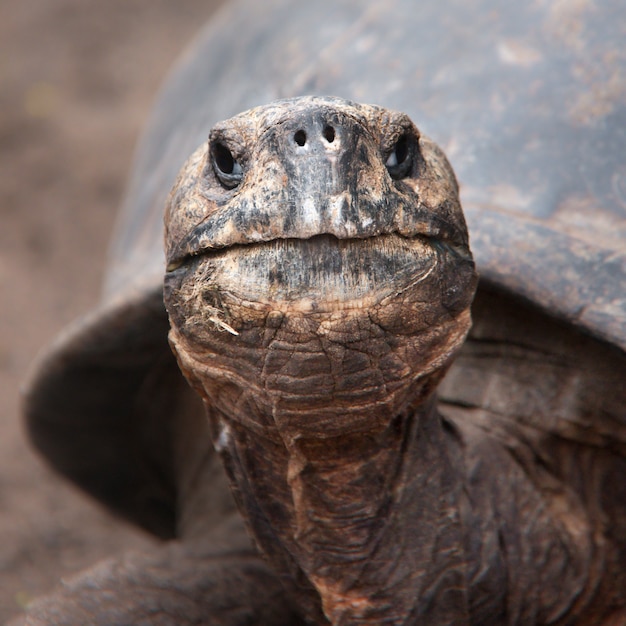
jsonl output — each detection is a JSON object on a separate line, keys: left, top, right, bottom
{"left": 163, "top": 228, "right": 476, "bottom": 438}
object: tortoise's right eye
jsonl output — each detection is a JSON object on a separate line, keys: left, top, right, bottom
{"left": 211, "top": 142, "right": 243, "bottom": 188}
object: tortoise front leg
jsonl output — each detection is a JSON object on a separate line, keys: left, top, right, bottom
{"left": 10, "top": 537, "right": 306, "bottom": 626}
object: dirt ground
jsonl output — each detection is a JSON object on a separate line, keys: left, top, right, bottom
{"left": 0, "top": 0, "right": 224, "bottom": 621}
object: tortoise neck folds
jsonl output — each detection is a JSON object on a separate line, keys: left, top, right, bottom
{"left": 164, "top": 97, "right": 477, "bottom": 624}
{"left": 168, "top": 307, "right": 472, "bottom": 625}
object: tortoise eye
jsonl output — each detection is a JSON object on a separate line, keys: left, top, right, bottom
{"left": 385, "top": 134, "right": 413, "bottom": 180}
{"left": 211, "top": 142, "right": 244, "bottom": 188}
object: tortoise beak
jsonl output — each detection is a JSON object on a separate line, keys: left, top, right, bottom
{"left": 165, "top": 99, "right": 470, "bottom": 271}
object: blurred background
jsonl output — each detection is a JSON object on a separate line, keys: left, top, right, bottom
{"left": 0, "top": 0, "right": 224, "bottom": 620}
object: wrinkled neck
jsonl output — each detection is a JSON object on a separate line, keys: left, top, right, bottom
{"left": 207, "top": 395, "right": 470, "bottom": 625}
{"left": 167, "top": 302, "right": 476, "bottom": 624}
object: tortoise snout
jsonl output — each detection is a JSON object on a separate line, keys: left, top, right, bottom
{"left": 278, "top": 109, "right": 351, "bottom": 164}
{"left": 270, "top": 108, "right": 371, "bottom": 204}
{"left": 265, "top": 109, "right": 382, "bottom": 236}
{"left": 289, "top": 113, "right": 339, "bottom": 154}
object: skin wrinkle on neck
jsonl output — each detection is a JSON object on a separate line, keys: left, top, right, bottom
{"left": 213, "top": 389, "right": 472, "bottom": 625}
{"left": 167, "top": 275, "right": 601, "bottom": 624}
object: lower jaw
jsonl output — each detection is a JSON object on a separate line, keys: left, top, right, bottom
{"left": 179, "top": 233, "right": 439, "bottom": 313}
{"left": 165, "top": 232, "right": 475, "bottom": 436}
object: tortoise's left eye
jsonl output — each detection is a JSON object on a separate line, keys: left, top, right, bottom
{"left": 211, "top": 142, "right": 244, "bottom": 188}
{"left": 385, "top": 134, "right": 414, "bottom": 180}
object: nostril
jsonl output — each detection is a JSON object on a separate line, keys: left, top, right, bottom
{"left": 323, "top": 125, "right": 335, "bottom": 143}
{"left": 294, "top": 130, "right": 307, "bottom": 146}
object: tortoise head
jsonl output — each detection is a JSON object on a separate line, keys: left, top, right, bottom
{"left": 163, "top": 96, "right": 477, "bottom": 622}
{"left": 164, "top": 96, "right": 476, "bottom": 436}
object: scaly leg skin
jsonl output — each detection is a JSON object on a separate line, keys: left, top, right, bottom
{"left": 9, "top": 522, "right": 306, "bottom": 626}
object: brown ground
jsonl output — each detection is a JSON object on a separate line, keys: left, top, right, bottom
{"left": 0, "top": 0, "right": 224, "bottom": 621}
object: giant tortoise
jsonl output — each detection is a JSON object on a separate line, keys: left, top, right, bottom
{"left": 16, "top": 0, "right": 626, "bottom": 624}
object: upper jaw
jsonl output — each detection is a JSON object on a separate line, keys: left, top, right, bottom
{"left": 166, "top": 194, "right": 469, "bottom": 272}
{"left": 164, "top": 98, "right": 470, "bottom": 272}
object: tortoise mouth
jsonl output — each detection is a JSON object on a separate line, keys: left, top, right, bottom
{"left": 165, "top": 191, "right": 470, "bottom": 274}
{"left": 166, "top": 229, "right": 470, "bottom": 274}
{"left": 165, "top": 233, "right": 470, "bottom": 314}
